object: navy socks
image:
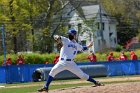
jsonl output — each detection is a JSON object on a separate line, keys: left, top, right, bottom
{"left": 45, "top": 75, "right": 54, "bottom": 89}
{"left": 87, "top": 76, "right": 97, "bottom": 84}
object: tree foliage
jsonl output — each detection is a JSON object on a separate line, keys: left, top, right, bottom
{"left": 101, "top": 0, "right": 140, "bottom": 46}
{"left": 1, "top": 0, "right": 140, "bottom": 54}
{"left": 0, "top": 0, "right": 70, "bottom": 54}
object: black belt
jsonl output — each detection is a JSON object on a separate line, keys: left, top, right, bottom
{"left": 61, "top": 58, "right": 72, "bottom": 61}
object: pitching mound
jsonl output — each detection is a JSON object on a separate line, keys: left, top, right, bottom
{"left": 48, "top": 82, "right": 140, "bottom": 93}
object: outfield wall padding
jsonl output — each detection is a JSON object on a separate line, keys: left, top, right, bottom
{"left": 0, "top": 60, "right": 140, "bottom": 83}
{"left": 33, "top": 64, "right": 107, "bottom": 81}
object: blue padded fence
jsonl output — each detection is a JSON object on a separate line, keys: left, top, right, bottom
{"left": 0, "top": 60, "right": 140, "bottom": 83}
{"left": 35, "top": 64, "right": 107, "bottom": 81}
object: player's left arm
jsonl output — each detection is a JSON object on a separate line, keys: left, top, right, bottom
{"left": 82, "top": 41, "right": 93, "bottom": 51}
{"left": 77, "top": 41, "right": 93, "bottom": 51}
{"left": 87, "top": 41, "right": 93, "bottom": 48}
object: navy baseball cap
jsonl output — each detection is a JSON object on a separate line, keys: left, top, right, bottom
{"left": 67, "top": 29, "right": 77, "bottom": 35}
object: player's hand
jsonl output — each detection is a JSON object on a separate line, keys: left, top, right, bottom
{"left": 54, "top": 35, "right": 60, "bottom": 41}
{"left": 87, "top": 41, "right": 93, "bottom": 48}
{"left": 54, "top": 35, "right": 62, "bottom": 45}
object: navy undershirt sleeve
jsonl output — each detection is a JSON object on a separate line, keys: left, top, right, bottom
{"left": 83, "top": 46, "right": 88, "bottom": 51}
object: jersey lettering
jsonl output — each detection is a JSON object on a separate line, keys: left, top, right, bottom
{"left": 73, "top": 51, "right": 76, "bottom": 55}
{"left": 68, "top": 44, "right": 77, "bottom": 49}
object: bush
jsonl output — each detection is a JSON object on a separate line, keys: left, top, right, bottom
{"left": 0, "top": 49, "right": 139, "bottom": 65}
{"left": 23, "top": 53, "right": 56, "bottom": 64}
{"left": 115, "top": 44, "right": 124, "bottom": 52}
{"left": 75, "top": 52, "right": 89, "bottom": 62}
{"left": 0, "top": 53, "right": 56, "bottom": 65}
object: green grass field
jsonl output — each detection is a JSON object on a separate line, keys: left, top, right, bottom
{"left": 0, "top": 75, "right": 140, "bottom": 93}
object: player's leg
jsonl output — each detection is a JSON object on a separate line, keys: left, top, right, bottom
{"left": 38, "top": 62, "right": 66, "bottom": 92}
{"left": 67, "top": 61, "right": 103, "bottom": 86}
{"left": 45, "top": 63, "right": 66, "bottom": 88}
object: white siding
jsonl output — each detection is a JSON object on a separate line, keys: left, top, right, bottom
{"left": 53, "top": 4, "right": 118, "bottom": 53}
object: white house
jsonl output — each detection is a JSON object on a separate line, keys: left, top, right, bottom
{"left": 80, "top": 5, "right": 118, "bottom": 52}
{"left": 53, "top": 1, "right": 118, "bottom": 52}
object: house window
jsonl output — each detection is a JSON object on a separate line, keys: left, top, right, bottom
{"left": 81, "top": 40, "right": 86, "bottom": 46}
{"left": 114, "top": 38, "right": 117, "bottom": 44}
{"left": 97, "top": 22, "right": 104, "bottom": 30}
{"left": 68, "top": 24, "right": 71, "bottom": 29}
{"left": 109, "top": 32, "right": 113, "bottom": 37}
{"left": 98, "top": 40, "right": 100, "bottom": 46}
{"left": 97, "top": 31, "right": 101, "bottom": 37}
{"left": 78, "top": 23, "right": 82, "bottom": 33}
{"left": 78, "top": 23, "right": 82, "bottom": 27}
{"left": 109, "top": 26, "right": 110, "bottom": 31}
{"left": 97, "top": 22, "right": 100, "bottom": 29}
{"left": 102, "top": 22, "right": 105, "bottom": 30}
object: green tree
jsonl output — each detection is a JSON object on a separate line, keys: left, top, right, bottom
{"left": 0, "top": 0, "right": 35, "bottom": 53}
{"left": 0, "top": 0, "right": 68, "bottom": 53}
{"left": 101, "top": 0, "right": 139, "bottom": 46}
{"left": 31, "top": 0, "right": 69, "bottom": 53}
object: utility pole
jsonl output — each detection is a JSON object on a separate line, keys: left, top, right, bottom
{"left": 1, "top": 25, "right": 6, "bottom": 65}
{"left": 99, "top": 4, "right": 103, "bottom": 40}
{"left": 9, "top": 0, "right": 17, "bottom": 53}
{"left": 77, "top": 23, "right": 82, "bottom": 44}
{"left": 99, "top": 0, "right": 105, "bottom": 51}
{"left": 29, "top": 0, "right": 35, "bottom": 51}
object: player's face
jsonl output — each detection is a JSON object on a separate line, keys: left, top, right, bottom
{"left": 74, "top": 34, "right": 77, "bottom": 40}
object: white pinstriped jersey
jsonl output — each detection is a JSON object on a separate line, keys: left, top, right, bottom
{"left": 59, "top": 36, "right": 83, "bottom": 60}
{"left": 49, "top": 36, "right": 89, "bottom": 80}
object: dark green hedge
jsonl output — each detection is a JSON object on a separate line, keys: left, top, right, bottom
{"left": 0, "top": 50, "right": 140, "bottom": 65}
{"left": 0, "top": 53, "right": 56, "bottom": 65}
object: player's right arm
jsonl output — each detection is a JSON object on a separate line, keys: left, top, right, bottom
{"left": 53, "top": 35, "right": 69, "bottom": 44}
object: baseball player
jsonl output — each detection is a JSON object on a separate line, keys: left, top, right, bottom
{"left": 38, "top": 29, "right": 104, "bottom": 92}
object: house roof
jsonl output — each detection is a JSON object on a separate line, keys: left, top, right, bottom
{"left": 82, "top": 5, "right": 99, "bottom": 19}
{"left": 57, "top": 0, "right": 117, "bottom": 24}
{"left": 69, "top": 0, "right": 98, "bottom": 19}
{"left": 69, "top": 0, "right": 97, "bottom": 6}
{"left": 68, "top": 0, "right": 117, "bottom": 24}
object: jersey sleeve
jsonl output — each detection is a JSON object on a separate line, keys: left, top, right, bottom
{"left": 76, "top": 43, "right": 88, "bottom": 51}
{"left": 76, "top": 43, "right": 83, "bottom": 51}
{"left": 60, "top": 36, "right": 69, "bottom": 44}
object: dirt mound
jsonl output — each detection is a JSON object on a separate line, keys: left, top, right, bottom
{"left": 49, "top": 82, "right": 140, "bottom": 93}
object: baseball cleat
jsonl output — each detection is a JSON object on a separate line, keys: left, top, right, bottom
{"left": 38, "top": 87, "right": 48, "bottom": 92}
{"left": 94, "top": 81, "right": 104, "bottom": 86}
